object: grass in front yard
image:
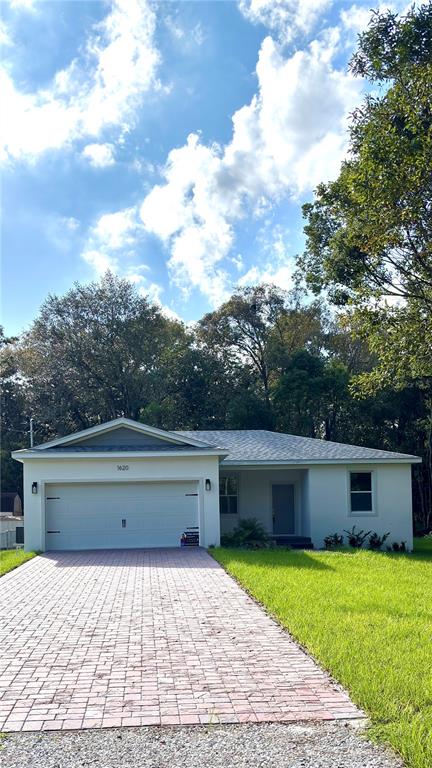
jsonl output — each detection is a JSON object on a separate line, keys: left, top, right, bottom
{"left": 0, "top": 550, "right": 36, "bottom": 577}
{"left": 414, "top": 535, "right": 432, "bottom": 553}
{"left": 213, "top": 541, "right": 432, "bottom": 768}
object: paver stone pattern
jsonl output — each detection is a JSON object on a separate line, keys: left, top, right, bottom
{"left": 0, "top": 548, "right": 362, "bottom": 731}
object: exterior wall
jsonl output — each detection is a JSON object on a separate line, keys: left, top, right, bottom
{"left": 219, "top": 468, "right": 307, "bottom": 536}
{"left": 307, "top": 463, "right": 413, "bottom": 549}
{"left": 21, "top": 455, "right": 221, "bottom": 552}
{"left": 20, "top": 455, "right": 414, "bottom": 552}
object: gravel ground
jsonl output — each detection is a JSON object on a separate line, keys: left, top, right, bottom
{"left": 0, "top": 721, "right": 403, "bottom": 768}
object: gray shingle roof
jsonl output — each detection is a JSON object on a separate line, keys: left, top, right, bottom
{"left": 176, "top": 430, "right": 420, "bottom": 464}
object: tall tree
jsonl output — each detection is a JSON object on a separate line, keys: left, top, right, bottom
{"left": 267, "top": 299, "right": 329, "bottom": 372}
{"left": 299, "top": 4, "right": 432, "bottom": 390}
{"left": 272, "top": 350, "right": 349, "bottom": 440}
{"left": 140, "top": 338, "right": 241, "bottom": 430}
{"left": 198, "top": 284, "right": 287, "bottom": 405}
{"left": 298, "top": 5, "right": 432, "bottom": 527}
{"left": 0, "top": 328, "right": 27, "bottom": 494}
{"left": 18, "top": 273, "right": 183, "bottom": 439}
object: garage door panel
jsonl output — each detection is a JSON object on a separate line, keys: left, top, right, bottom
{"left": 46, "top": 482, "right": 199, "bottom": 550}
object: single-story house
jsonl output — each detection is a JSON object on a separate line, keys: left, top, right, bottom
{"left": 12, "top": 417, "right": 420, "bottom": 552}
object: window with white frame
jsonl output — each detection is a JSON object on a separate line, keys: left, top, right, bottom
{"left": 350, "top": 472, "right": 373, "bottom": 513}
{"left": 219, "top": 476, "right": 238, "bottom": 514}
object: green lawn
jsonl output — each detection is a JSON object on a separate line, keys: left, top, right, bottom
{"left": 413, "top": 536, "right": 432, "bottom": 554}
{"left": 0, "top": 550, "right": 36, "bottom": 577}
{"left": 213, "top": 537, "right": 432, "bottom": 768}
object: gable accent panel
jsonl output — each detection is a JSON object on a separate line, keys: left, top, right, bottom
{"left": 71, "top": 426, "right": 182, "bottom": 449}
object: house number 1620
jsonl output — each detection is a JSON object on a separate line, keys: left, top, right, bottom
{"left": 117, "top": 464, "right": 129, "bottom": 471}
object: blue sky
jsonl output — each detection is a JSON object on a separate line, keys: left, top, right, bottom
{"left": 1, "top": 0, "right": 406, "bottom": 335}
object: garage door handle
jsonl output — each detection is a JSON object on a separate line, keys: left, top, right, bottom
{"left": 47, "top": 530, "right": 60, "bottom": 534}
{"left": 122, "top": 519, "right": 126, "bottom": 528}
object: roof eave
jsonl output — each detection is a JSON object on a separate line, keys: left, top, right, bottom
{"left": 221, "top": 457, "right": 422, "bottom": 467}
{"left": 12, "top": 449, "right": 229, "bottom": 461}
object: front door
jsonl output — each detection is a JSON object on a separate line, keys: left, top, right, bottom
{"left": 272, "top": 484, "right": 295, "bottom": 535}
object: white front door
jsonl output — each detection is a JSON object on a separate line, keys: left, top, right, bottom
{"left": 45, "top": 481, "right": 199, "bottom": 550}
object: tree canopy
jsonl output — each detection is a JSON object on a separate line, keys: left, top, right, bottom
{"left": 299, "top": 4, "right": 432, "bottom": 390}
{"left": 2, "top": 272, "right": 430, "bottom": 532}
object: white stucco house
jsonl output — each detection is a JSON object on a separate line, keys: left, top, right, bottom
{"left": 12, "top": 417, "right": 420, "bottom": 552}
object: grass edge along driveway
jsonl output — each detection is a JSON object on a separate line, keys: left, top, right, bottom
{"left": 213, "top": 539, "right": 432, "bottom": 768}
{"left": 0, "top": 550, "right": 36, "bottom": 577}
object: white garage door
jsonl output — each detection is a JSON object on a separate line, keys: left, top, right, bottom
{"left": 45, "top": 481, "right": 199, "bottom": 550}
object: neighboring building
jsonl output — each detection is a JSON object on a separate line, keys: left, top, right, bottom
{"left": 12, "top": 417, "right": 420, "bottom": 552}
{"left": 0, "top": 493, "right": 24, "bottom": 549}
{"left": 0, "top": 492, "right": 23, "bottom": 517}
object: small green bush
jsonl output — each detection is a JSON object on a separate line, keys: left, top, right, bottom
{"left": 344, "top": 525, "right": 371, "bottom": 548}
{"left": 324, "top": 533, "right": 344, "bottom": 549}
{"left": 369, "top": 531, "right": 390, "bottom": 550}
{"left": 389, "top": 541, "right": 407, "bottom": 552}
{"left": 220, "top": 518, "right": 270, "bottom": 549}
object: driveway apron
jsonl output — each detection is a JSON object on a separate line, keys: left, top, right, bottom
{"left": 0, "top": 549, "right": 362, "bottom": 731}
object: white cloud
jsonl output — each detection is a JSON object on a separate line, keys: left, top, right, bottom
{"left": 82, "top": 229, "right": 178, "bottom": 320}
{"left": 9, "top": 0, "right": 37, "bottom": 10}
{"left": 82, "top": 142, "right": 115, "bottom": 168}
{"left": 140, "top": 134, "right": 235, "bottom": 306}
{"left": 238, "top": 0, "right": 332, "bottom": 43}
{"left": 62, "top": 216, "right": 80, "bottom": 232}
{"left": 165, "top": 15, "right": 205, "bottom": 47}
{"left": 339, "top": 4, "right": 372, "bottom": 34}
{"left": 137, "top": 282, "right": 181, "bottom": 321}
{"left": 0, "top": 20, "right": 12, "bottom": 46}
{"left": 81, "top": 206, "right": 171, "bottom": 317}
{"left": 340, "top": 1, "right": 412, "bottom": 38}
{"left": 139, "top": 34, "right": 362, "bottom": 306}
{"left": 91, "top": 208, "right": 141, "bottom": 250}
{"left": 1, "top": 0, "right": 160, "bottom": 162}
{"left": 82, "top": 249, "right": 118, "bottom": 277}
{"left": 81, "top": 207, "right": 144, "bottom": 274}
{"left": 239, "top": 262, "right": 294, "bottom": 290}
{"left": 239, "top": 223, "right": 296, "bottom": 291}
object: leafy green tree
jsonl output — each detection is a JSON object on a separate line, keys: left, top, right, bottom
{"left": 300, "top": 4, "right": 432, "bottom": 390}
{"left": 226, "top": 389, "right": 275, "bottom": 430}
{"left": 18, "top": 273, "right": 184, "bottom": 437}
{"left": 4, "top": 272, "right": 431, "bottom": 530}
{"left": 0, "top": 328, "right": 27, "bottom": 494}
{"left": 272, "top": 350, "right": 349, "bottom": 440}
{"left": 140, "top": 340, "right": 240, "bottom": 430}
{"left": 298, "top": 4, "right": 432, "bottom": 528}
{"left": 267, "top": 299, "right": 329, "bottom": 371}
{"left": 198, "top": 285, "right": 287, "bottom": 404}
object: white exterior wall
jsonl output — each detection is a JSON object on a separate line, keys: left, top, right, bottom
{"left": 21, "top": 454, "right": 414, "bottom": 552}
{"left": 307, "top": 463, "right": 413, "bottom": 549}
{"left": 220, "top": 468, "right": 307, "bottom": 536}
{"left": 22, "top": 455, "right": 221, "bottom": 552}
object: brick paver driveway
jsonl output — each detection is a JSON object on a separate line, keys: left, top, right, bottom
{"left": 0, "top": 549, "right": 361, "bottom": 732}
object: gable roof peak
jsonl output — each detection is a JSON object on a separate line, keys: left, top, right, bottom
{"left": 33, "top": 417, "right": 212, "bottom": 450}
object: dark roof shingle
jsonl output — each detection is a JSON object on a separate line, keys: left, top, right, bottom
{"left": 176, "top": 429, "right": 419, "bottom": 464}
